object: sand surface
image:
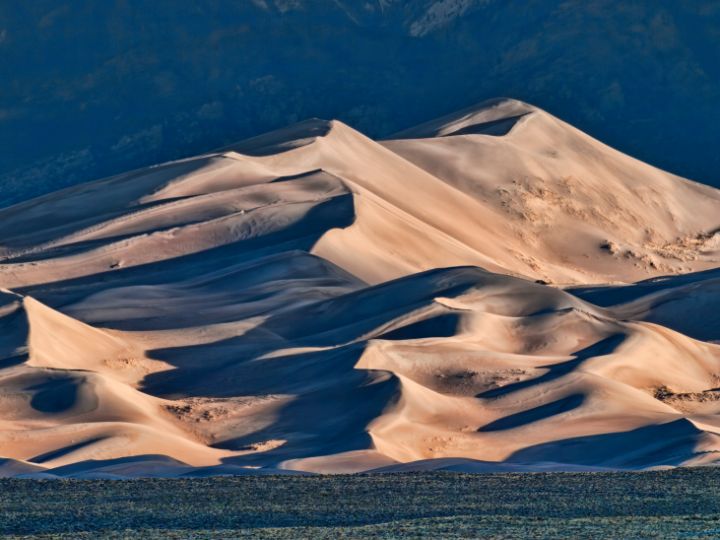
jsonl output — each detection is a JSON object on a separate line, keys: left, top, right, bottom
{"left": 1, "top": 98, "right": 719, "bottom": 476}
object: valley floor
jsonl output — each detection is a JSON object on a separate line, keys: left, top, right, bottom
{"left": 2, "top": 469, "right": 720, "bottom": 538}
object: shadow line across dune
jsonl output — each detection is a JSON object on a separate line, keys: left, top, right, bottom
{"left": 477, "top": 334, "right": 626, "bottom": 399}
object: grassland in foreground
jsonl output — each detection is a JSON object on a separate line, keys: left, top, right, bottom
{"left": 2, "top": 469, "right": 720, "bottom": 538}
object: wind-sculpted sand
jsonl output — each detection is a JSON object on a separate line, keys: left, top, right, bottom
{"left": 1, "top": 99, "right": 719, "bottom": 477}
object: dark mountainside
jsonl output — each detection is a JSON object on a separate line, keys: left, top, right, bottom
{"left": 1, "top": 0, "right": 719, "bottom": 206}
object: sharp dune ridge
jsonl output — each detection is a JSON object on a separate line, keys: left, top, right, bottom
{"left": 1, "top": 98, "right": 720, "bottom": 477}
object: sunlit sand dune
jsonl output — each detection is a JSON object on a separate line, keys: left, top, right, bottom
{"left": 1, "top": 99, "right": 719, "bottom": 476}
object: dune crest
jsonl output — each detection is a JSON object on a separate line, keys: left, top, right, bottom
{"left": 1, "top": 99, "right": 719, "bottom": 475}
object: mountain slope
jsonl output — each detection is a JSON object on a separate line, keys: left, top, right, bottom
{"left": 2, "top": 0, "right": 720, "bottom": 208}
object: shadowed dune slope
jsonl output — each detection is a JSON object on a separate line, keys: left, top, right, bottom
{"left": 0, "top": 99, "right": 719, "bottom": 475}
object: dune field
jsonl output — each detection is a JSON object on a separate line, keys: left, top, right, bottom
{"left": 1, "top": 98, "right": 719, "bottom": 478}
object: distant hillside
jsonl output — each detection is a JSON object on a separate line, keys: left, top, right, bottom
{"left": 1, "top": 0, "right": 719, "bottom": 205}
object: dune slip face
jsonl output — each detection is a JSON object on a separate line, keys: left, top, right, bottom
{"left": 1, "top": 98, "right": 719, "bottom": 477}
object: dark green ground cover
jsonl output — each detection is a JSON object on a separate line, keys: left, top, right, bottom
{"left": 2, "top": 469, "right": 720, "bottom": 538}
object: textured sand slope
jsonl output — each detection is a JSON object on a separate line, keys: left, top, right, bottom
{"left": 384, "top": 98, "right": 720, "bottom": 283}
{"left": 0, "top": 99, "right": 719, "bottom": 475}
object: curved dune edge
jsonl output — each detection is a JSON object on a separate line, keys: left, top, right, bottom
{"left": 1, "top": 99, "right": 720, "bottom": 475}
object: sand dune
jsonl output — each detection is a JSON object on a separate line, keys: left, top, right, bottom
{"left": 570, "top": 267, "right": 720, "bottom": 343}
{"left": 0, "top": 99, "right": 719, "bottom": 475}
{"left": 385, "top": 99, "right": 720, "bottom": 283}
